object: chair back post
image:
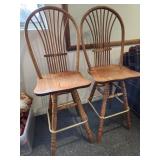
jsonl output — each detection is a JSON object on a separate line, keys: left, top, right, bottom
{"left": 80, "top": 20, "right": 92, "bottom": 70}
{"left": 25, "top": 18, "right": 42, "bottom": 79}
{"left": 71, "top": 15, "right": 80, "bottom": 72}
{"left": 117, "top": 11, "right": 125, "bottom": 67}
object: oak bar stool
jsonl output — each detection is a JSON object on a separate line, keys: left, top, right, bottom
{"left": 25, "top": 6, "right": 94, "bottom": 155}
{"left": 80, "top": 6, "right": 140, "bottom": 143}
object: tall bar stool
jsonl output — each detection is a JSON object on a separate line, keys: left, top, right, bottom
{"left": 80, "top": 6, "right": 140, "bottom": 143}
{"left": 25, "top": 6, "right": 94, "bottom": 155}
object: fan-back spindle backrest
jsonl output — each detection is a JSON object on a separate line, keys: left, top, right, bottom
{"left": 25, "top": 6, "right": 80, "bottom": 79}
{"left": 80, "top": 6, "right": 125, "bottom": 70}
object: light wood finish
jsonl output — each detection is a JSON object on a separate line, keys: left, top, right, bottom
{"left": 88, "top": 82, "right": 97, "bottom": 102}
{"left": 80, "top": 6, "right": 125, "bottom": 69}
{"left": 92, "top": 47, "right": 112, "bottom": 53}
{"left": 57, "top": 101, "right": 77, "bottom": 111}
{"left": 71, "top": 90, "right": 94, "bottom": 142}
{"left": 71, "top": 92, "right": 80, "bottom": 116}
{"left": 62, "top": 38, "right": 140, "bottom": 51}
{"left": 80, "top": 6, "right": 140, "bottom": 142}
{"left": 44, "top": 53, "right": 67, "bottom": 57}
{"left": 34, "top": 71, "right": 91, "bottom": 95}
{"left": 120, "top": 81, "right": 131, "bottom": 129}
{"left": 25, "top": 6, "right": 93, "bottom": 155}
{"left": 25, "top": 6, "right": 80, "bottom": 77}
{"left": 89, "top": 65, "right": 140, "bottom": 83}
{"left": 50, "top": 94, "right": 57, "bottom": 155}
{"left": 97, "top": 83, "right": 109, "bottom": 143}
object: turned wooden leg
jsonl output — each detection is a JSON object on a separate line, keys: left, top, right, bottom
{"left": 50, "top": 94, "right": 57, "bottom": 156}
{"left": 88, "top": 82, "right": 97, "bottom": 101}
{"left": 72, "top": 90, "right": 94, "bottom": 143}
{"left": 71, "top": 92, "right": 80, "bottom": 116}
{"left": 108, "top": 82, "right": 114, "bottom": 109}
{"left": 120, "top": 81, "right": 131, "bottom": 129}
{"left": 49, "top": 94, "right": 52, "bottom": 110}
{"left": 97, "top": 83, "right": 109, "bottom": 143}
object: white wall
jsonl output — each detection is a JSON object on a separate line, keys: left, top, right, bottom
{"left": 69, "top": 4, "right": 140, "bottom": 44}
{"left": 20, "top": 4, "right": 139, "bottom": 116}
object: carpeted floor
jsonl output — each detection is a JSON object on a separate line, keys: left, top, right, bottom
{"left": 21, "top": 98, "right": 140, "bottom": 156}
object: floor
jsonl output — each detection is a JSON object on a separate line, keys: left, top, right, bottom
{"left": 21, "top": 98, "right": 140, "bottom": 156}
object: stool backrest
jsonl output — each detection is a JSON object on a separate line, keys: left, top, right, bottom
{"left": 25, "top": 6, "right": 80, "bottom": 79}
{"left": 80, "top": 6, "right": 125, "bottom": 70}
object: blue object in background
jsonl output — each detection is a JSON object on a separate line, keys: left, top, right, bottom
{"left": 123, "top": 45, "right": 140, "bottom": 117}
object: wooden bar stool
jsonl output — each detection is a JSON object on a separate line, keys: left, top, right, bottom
{"left": 25, "top": 6, "right": 94, "bottom": 155}
{"left": 80, "top": 6, "right": 140, "bottom": 143}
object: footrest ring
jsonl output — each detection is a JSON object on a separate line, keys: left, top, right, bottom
{"left": 47, "top": 110, "right": 87, "bottom": 134}
{"left": 88, "top": 100, "right": 130, "bottom": 120}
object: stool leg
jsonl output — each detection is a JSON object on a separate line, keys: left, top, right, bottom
{"left": 97, "top": 83, "right": 109, "bottom": 143}
{"left": 108, "top": 82, "right": 114, "bottom": 109}
{"left": 88, "top": 82, "right": 97, "bottom": 101}
{"left": 71, "top": 92, "right": 80, "bottom": 116}
{"left": 121, "top": 81, "right": 131, "bottom": 129}
{"left": 72, "top": 90, "right": 94, "bottom": 143}
{"left": 50, "top": 94, "right": 57, "bottom": 155}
